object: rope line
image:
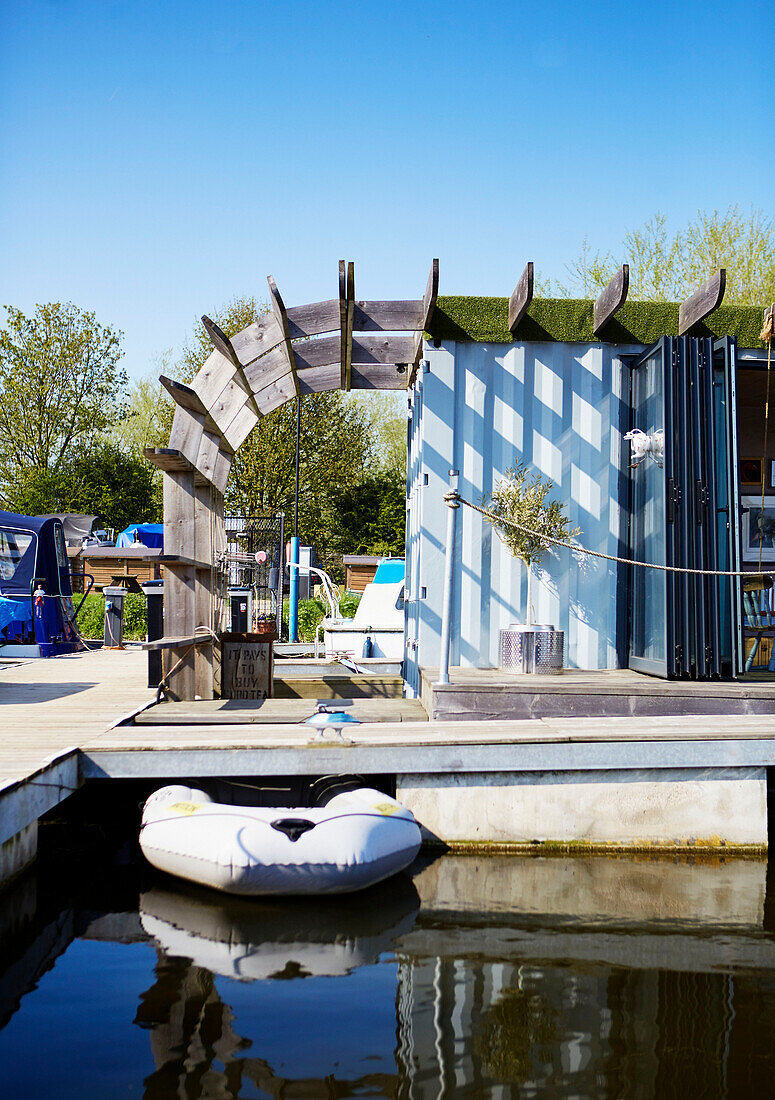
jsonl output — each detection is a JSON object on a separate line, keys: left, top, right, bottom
{"left": 455, "top": 495, "right": 763, "bottom": 578}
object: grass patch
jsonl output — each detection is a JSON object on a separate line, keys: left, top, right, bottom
{"left": 75, "top": 591, "right": 147, "bottom": 641}
{"left": 429, "top": 296, "right": 767, "bottom": 347}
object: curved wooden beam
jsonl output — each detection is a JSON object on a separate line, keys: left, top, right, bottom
{"left": 593, "top": 264, "right": 629, "bottom": 336}
{"left": 678, "top": 269, "right": 726, "bottom": 335}
{"left": 508, "top": 262, "right": 534, "bottom": 335}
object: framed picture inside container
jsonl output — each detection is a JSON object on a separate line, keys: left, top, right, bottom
{"left": 741, "top": 458, "right": 763, "bottom": 487}
{"left": 742, "top": 496, "right": 775, "bottom": 562}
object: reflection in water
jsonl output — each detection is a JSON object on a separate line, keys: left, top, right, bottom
{"left": 4, "top": 852, "right": 775, "bottom": 1097}
{"left": 135, "top": 878, "right": 420, "bottom": 1098}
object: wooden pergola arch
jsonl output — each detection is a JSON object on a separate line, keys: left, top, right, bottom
{"left": 143, "top": 260, "right": 439, "bottom": 700}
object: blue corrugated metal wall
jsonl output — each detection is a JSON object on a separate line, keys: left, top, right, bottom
{"left": 404, "top": 340, "right": 635, "bottom": 692}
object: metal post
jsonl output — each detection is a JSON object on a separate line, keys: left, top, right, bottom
{"left": 289, "top": 396, "right": 301, "bottom": 643}
{"left": 288, "top": 536, "right": 300, "bottom": 642}
{"left": 437, "top": 470, "right": 459, "bottom": 686}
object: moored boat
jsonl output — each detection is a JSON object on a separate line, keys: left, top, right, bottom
{"left": 139, "top": 781, "right": 422, "bottom": 896}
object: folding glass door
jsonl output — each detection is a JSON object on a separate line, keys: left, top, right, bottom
{"left": 629, "top": 337, "right": 742, "bottom": 678}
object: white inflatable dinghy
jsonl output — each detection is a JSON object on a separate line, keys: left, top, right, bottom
{"left": 140, "top": 783, "right": 422, "bottom": 896}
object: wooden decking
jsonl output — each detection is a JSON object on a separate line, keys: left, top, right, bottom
{"left": 0, "top": 648, "right": 154, "bottom": 790}
{"left": 422, "top": 666, "right": 775, "bottom": 720}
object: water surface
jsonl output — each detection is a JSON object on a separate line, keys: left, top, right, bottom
{"left": 3, "top": 835, "right": 775, "bottom": 1098}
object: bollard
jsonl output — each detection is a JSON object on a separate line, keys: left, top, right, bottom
{"left": 437, "top": 470, "right": 460, "bottom": 686}
{"left": 141, "top": 580, "right": 164, "bottom": 687}
{"left": 103, "top": 586, "right": 128, "bottom": 649}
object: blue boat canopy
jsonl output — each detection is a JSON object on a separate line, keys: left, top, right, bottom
{"left": 0, "top": 510, "right": 62, "bottom": 596}
{"left": 116, "top": 523, "right": 164, "bottom": 549}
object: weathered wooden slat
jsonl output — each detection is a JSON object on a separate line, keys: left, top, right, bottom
{"left": 206, "top": 374, "right": 258, "bottom": 450}
{"left": 297, "top": 363, "right": 342, "bottom": 394}
{"left": 286, "top": 299, "right": 340, "bottom": 339}
{"left": 351, "top": 364, "right": 410, "bottom": 390}
{"left": 244, "top": 346, "right": 294, "bottom": 393}
{"left": 168, "top": 406, "right": 205, "bottom": 467}
{"left": 201, "top": 320, "right": 262, "bottom": 424}
{"left": 678, "top": 269, "right": 726, "bottom": 335}
{"left": 353, "top": 334, "right": 414, "bottom": 364}
{"left": 267, "top": 275, "right": 299, "bottom": 396}
{"left": 508, "top": 261, "right": 534, "bottom": 334}
{"left": 292, "top": 334, "right": 341, "bottom": 371}
{"left": 593, "top": 264, "right": 629, "bottom": 335}
{"left": 143, "top": 447, "right": 196, "bottom": 474}
{"left": 254, "top": 370, "right": 298, "bottom": 414}
{"left": 410, "top": 259, "right": 440, "bottom": 379}
{"left": 222, "top": 402, "right": 259, "bottom": 451}
{"left": 159, "top": 375, "right": 208, "bottom": 418}
{"left": 292, "top": 333, "right": 414, "bottom": 370}
{"left": 763, "top": 304, "right": 774, "bottom": 339}
{"left": 196, "top": 429, "right": 232, "bottom": 494}
{"left": 201, "top": 316, "right": 241, "bottom": 369}
{"left": 143, "top": 634, "right": 213, "bottom": 651}
{"left": 231, "top": 313, "right": 284, "bottom": 367}
{"left": 190, "top": 350, "right": 238, "bottom": 407}
{"left": 352, "top": 300, "right": 424, "bottom": 332}
{"left": 158, "top": 554, "right": 214, "bottom": 570}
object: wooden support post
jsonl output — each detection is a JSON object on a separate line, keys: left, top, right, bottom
{"left": 593, "top": 264, "right": 629, "bottom": 335}
{"left": 345, "top": 261, "right": 356, "bottom": 391}
{"left": 267, "top": 275, "right": 299, "bottom": 396}
{"left": 678, "top": 270, "right": 726, "bottom": 335}
{"left": 338, "top": 261, "right": 347, "bottom": 390}
{"left": 409, "top": 258, "right": 439, "bottom": 384}
{"left": 508, "top": 262, "right": 534, "bottom": 335}
{"left": 161, "top": 468, "right": 198, "bottom": 701}
{"left": 193, "top": 481, "right": 215, "bottom": 700}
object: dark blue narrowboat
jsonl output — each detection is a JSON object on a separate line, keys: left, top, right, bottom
{"left": 0, "top": 510, "right": 82, "bottom": 657}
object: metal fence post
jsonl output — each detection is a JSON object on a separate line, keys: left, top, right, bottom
{"left": 437, "top": 470, "right": 460, "bottom": 686}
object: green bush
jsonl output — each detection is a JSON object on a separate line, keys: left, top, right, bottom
{"left": 74, "top": 591, "right": 147, "bottom": 641}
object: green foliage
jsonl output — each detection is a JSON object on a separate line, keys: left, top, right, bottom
{"left": 0, "top": 303, "right": 127, "bottom": 503}
{"left": 331, "top": 468, "right": 406, "bottom": 557}
{"left": 5, "top": 441, "right": 159, "bottom": 530}
{"left": 75, "top": 592, "right": 147, "bottom": 641}
{"left": 430, "top": 296, "right": 765, "bottom": 347}
{"left": 484, "top": 463, "right": 579, "bottom": 568}
{"left": 560, "top": 207, "right": 775, "bottom": 305}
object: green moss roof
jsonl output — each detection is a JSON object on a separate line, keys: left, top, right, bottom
{"left": 428, "top": 296, "right": 767, "bottom": 348}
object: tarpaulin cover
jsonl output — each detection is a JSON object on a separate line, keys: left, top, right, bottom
{"left": 0, "top": 595, "right": 31, "bottom": 632}
{"left": 116, "top": 523, "right": 164, "bottom": 549}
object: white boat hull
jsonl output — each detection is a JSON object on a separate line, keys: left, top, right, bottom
{"left": 140, "top": 784, "right": 422, "bottom": 896}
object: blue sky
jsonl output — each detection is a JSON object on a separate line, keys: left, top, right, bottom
{"left": 1, "top": 0, "right": 773, "bottom": 379}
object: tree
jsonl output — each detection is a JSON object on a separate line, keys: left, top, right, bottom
{"left": 0, "top": 303, "right": 127, "bottom": 504}
{"left": 5, "top": 441, "right": 159, "bottom": 531}
{"left": 560, "top": 206, "right": 775, "bottom": 304}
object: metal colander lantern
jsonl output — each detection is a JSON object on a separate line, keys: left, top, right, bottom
{"left": 499, "top": 625, "right": 564, "bottom": 674}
